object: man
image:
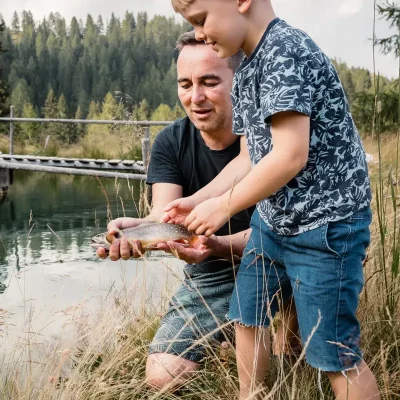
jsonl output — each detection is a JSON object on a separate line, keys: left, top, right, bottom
{"left": 97, "top": 31, "right": 298, "bottom": 390}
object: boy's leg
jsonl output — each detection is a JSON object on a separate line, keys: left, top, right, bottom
{"left": 146, "top": 263, "right": 236, "bottom": 389}
{"left": 272, "top": 298, "right": 301, "bottom": 357}
{"left": 327, "top": 360, "right": 379, "bottom": 400}
{"left": 284, "top": 208, "right": 379, "bottom": 399}
{"left": 236, "top": 324, "right": 270, "bottom": 399}
{"left": 227, "top": 210, "right": 292, "bottom": 399}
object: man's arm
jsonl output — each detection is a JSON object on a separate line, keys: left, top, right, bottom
{"left": 213, "top": 228, "right": 251, "bottom": 259}
{"left": 157, "top": 228, "right": 251, "bottom": 264}
{"left": 151, "top": 183, "right": 183, "bottom": 219}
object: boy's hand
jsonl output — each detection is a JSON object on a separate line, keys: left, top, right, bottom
{"left": 185, "top": 197, "right": 230, "bottom": 237}
{"left": 96, "top": 217, "right": 147, "bottom": 261}
{"left": 156, "top": 235, "right": 218, "bottom": 264}
{"left": 161, "top": 196, "right": 198, "bottom": 224}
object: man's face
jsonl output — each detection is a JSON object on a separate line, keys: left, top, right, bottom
{"left": 181, "top": 0, "right": 246, "bottom": 59}
{"left": 177, "top": 44, "right": 234, "bottom": 134}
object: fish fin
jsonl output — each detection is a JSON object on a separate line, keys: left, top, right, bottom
{"left": 189, "top": 235, "right": 200, "bottom": 247}
{"left": 140, "top": 220, "right": 157, "bottom": 225}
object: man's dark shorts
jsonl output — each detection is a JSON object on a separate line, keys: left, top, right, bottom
{"left": 148, "top": 263, "right": 236, "bottom": 363}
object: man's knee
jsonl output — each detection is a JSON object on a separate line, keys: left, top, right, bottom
{"left": 145, "top": 353, "right": 200, "bottom": 390}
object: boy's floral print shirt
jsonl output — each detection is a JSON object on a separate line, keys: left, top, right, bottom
{"left": 232, "top": 18, "right": 371, "bottom": 235}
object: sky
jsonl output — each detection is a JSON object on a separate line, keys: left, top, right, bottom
{"left": 0, "top": 0, "right": 398, "bottom": 78}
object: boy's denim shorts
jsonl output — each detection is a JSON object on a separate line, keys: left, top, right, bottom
{"left": 227, "top": 207, "right": 372, "bottom": 372}
{"left": 149, "top": 263, "right": 236, "bottom": 363}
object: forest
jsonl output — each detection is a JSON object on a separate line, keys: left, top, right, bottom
{"left": 0, "top": 10, "right": 398, "bottom": 146}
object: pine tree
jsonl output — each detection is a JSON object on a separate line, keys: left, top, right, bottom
{"left": 171, "top": 103, "right": 185, "bottom": 119}
{"left": 100, "top": 92, "right": 119, "bottom": 120}
{"left": 43, "top": 88, "right": 58, "bottom": 118}
{"left": 96, "top": 15, "right": 104, "bottom": 35}
{"left": 0, "top": 21, "right": 9, "bottom": 116}
{"left": 11, "top": 12, "right": 20, "bottom": 32}
{"left": 74, "top": 105, "right": 86, "bottom": 141}
{"left": 121, "top": 12, "right": 136, "bottom": 41}
{"left": 376, "top": 1, "right": 400, "bottom": 57}
{"left": 42, "top": 87, "right": 58, "bottom": 138}
{"left": 133, "top": 98, "right": 149, "bottom": 121}
{"left": 87, "top": 100, "right": 100, "bottom": 119}
{"left": 10, "top": 79, "right": 31, "bottom": 116}
{"left": 83, "top": 14, "right": 97, "bottom": 47}
{"left": 21, "top": 103, "right": 38, "bottom": 141}
{"left": 57, "top": 94, "right": 73, "bottom": 142}
{"left": 151, "top": 104, "right": 173, "bottom": 121}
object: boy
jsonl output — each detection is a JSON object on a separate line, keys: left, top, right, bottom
{"left": 164, "top": 0, "right": 380, "bottom": 399}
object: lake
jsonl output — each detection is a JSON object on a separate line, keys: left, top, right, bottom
{"left": 0, "top": 170, "right": 183, "bottom": 356}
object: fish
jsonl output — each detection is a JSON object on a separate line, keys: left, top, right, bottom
{"left": 91, "top": 222, "right": 198, "bottom": 251}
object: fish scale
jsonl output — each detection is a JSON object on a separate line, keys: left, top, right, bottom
{"left": 91, "top": 222, "right": 196, "bottom": 251}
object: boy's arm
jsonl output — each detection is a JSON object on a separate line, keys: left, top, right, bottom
{"left": 162, "top": 135, "right": 251, "bottom": 224}
{"left": 194, "top": 135, "right": 251, "bottom": 202}
{"left": 186, "top": 111, "right": 310, "bottom": 235}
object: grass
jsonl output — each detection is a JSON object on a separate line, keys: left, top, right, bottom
{"left": 0, "top": 134, "right": 399, "bottom": 399}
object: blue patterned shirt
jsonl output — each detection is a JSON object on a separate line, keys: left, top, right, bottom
{"left": 231, "top": 18, "right": 371, "bottom": 235}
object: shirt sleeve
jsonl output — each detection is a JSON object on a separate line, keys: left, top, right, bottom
{"left": 260, "top": 44, "right": 318, "bottom": 123}
{"left": 146, "top": 128, "right": 183, "bottom": 186}
{"left": 231, "top": 75, "right": 245, "bottom": 135}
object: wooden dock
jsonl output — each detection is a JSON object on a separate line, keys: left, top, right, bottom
{"left": 0, "top": 154, "right": 148, "bottom": 190}
{"left": 0, "top": 154, "right": 145, "bottom": 172}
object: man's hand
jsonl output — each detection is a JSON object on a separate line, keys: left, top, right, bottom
{"left": 161, "top": 196, "right": 198, "bottom": 224}
{"left": 156, "top": 235, "right": 218, "bottom": 264}
{"left": 96, "top": 217, "right": 148, "bottom": 261}
{"left": 185, "top": 197, "right": 230, "bottom": 237}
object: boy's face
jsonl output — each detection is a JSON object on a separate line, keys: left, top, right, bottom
{"left": 181, "top": 0, "right": 247, "bottom": 59}
{"left": 177, "top": 44, "right": 234, "bottom": 134}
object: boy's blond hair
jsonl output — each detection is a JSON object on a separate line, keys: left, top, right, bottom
{"left": 171, "top": 0, "right": 195, "bottom": 13}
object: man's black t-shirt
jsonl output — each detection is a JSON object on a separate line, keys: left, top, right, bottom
{"left": 146, "top": 117, "right": 254, "bottom": 271}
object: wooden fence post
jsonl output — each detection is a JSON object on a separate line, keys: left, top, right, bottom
{"left": 140, "top": 126, "right": 151, "bottom": 216}
{"left": 0, "top": 167, "right": 9, "bottom": 196}
{"left": 9, "top": 106, "right": 14, "bottom": 155}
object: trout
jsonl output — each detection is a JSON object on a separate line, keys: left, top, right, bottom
{"left": 91, "top": 222, "right": 197, "bottom": 251}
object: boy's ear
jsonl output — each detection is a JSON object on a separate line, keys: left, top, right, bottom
{"left": 237, "top": 0, "right": 252, "bottom": 14}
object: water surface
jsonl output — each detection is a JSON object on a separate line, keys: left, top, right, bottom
{"left": 0, "top": 171, "right": 183, "bottom": 355}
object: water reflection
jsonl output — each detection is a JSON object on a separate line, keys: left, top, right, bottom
{"left": 0, "top": 170, "right": 143, "bottom": 292}
{"left": 0, "top": 171, "right": 184, "bottom": 356}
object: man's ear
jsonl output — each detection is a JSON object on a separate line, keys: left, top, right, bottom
{"left": 237, "top": 0, "right": 252, "bottom": 14}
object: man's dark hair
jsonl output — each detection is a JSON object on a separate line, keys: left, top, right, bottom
{"left": 176, "top": 31, "right": 243, "bottom": 72}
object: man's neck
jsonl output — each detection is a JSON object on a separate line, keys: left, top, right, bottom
{"left": 242, "top": 1, "right": 277, "bottom": 57}
{"left": 200, "top": 129, "right": 237, "bottom": 151}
